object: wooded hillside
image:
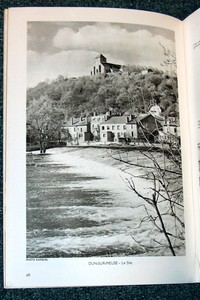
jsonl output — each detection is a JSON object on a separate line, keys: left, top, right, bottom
{"left": 27, "top": 66, "right": 178, "bottom": 120}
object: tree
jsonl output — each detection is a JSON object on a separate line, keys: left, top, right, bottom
{"left": 110, "top": 45, "right": 182, "bottom": 255}
{"left": 61, "top": 128, "right": 73, "bottom": 145}
{"left": 27, "top": 61, "right": 179, "bottom": 121}
{"left": 27, "top": 95, "right": 64, "bottom": 153}
{"left": 110, "top": 131, "right": 184, "bottom": 256}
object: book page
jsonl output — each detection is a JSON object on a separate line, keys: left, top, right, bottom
{"left": 184, "top": 9, "right": 200, "bottom": 281}
{"left": 4, "top": 7, "right": 195, "bottom": 288}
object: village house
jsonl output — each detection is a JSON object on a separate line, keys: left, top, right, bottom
{"left": 91, "top": 54, "right": 122, "bottom": 76}
{"left": 162, "top": 117, "right": 180, "bottom": 143}
{"left": 63, "top": 116, "right": 91, "bottom": 145}
{"left": 137, "top": 104, "right": 165, "bottom": 142}
{"left": 141, "top": 68, "right": 154, "bottom": 76}
{"left": 62, "top": 104, "right": 180, "bottom": 145}
{"left": 100, "top": 115, "right": 137, "bottom": 143}
{"left": 90, "top": 112, "right": 111, "bottom": 141}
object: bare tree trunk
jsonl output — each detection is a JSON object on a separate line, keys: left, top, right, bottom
{"left": 153, "top": 196, "right": 176, "bottom": 256}
{"left": 109, "top": 130, "right": 184, "bottom": 255}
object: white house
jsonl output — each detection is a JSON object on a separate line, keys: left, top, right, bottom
{"left": 63, "top": 117, "right": 91, "bottom": 144}
{"left": 162, "top": 118, "right": 180, "bottom": 143}
{"left": 100, "top": 115, "right": 137, "bottom": 143}
{"left": 90, "top": 112, "right": 109, "bottom": 140}
{"left": 149, "top": 104, "right": 162, "bottom": 116}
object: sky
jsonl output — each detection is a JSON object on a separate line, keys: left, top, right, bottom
{"left": 27, "top": 21, "right": 176, "bottom": 88}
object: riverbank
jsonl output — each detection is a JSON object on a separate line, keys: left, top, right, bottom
{"left": 31, "top": 145, "right": 162, "bottom": 166}
{"left": 27, "top": 140, "right": 177, "bottom": 154}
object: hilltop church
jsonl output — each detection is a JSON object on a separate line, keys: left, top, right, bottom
{"left": 90, "top": 54, "right": 122, "bottom": 76}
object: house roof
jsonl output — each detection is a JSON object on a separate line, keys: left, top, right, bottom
{"left": 74, "top": 120, "right": 88, "bottom": 126}
{"left": 65, "top": 118, "right": 89, "bottom": 127}
{"left": 128, "top": 120, "right": 137, "bottom": 124}
{"left": 101, "top": 115, "right": 136, "bottom": 125}
{"left": 137, "top": 112, "right": 164, "bottom": 122}
{"left": 164, "top": 123, "right": 178, "bottom": 127}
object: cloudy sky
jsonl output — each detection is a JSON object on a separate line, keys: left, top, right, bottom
{"left": 27, "top": 21, "right": 176, "bottom": 87}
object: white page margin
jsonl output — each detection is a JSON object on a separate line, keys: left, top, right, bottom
{"left": 184, "top": 8, "right": 200, "bottom": 282}
{"left": 4, "top": 7, "right": 196, "bottom": 288}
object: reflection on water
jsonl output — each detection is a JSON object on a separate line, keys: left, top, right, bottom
{"left": 26, "top": 153, "right": 141, "bottom": 258}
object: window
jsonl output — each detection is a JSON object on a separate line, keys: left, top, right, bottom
{"left": 102, "top": 126, "right": 105, "bottom": 130}
{"left": 93, "top": 66, "right": 95, "bottom": 75}
{"left": 99, "top": 65, "right": 101, "bottom": 73}
{"left": 103, "top": 134, "right": 106, "bottom": 137}
{"left": 112, "top": 125, "right": 115, "bottom": 130}
{"left": 117, "top": 125, "right": 120, "bottom": 130}
{"left": 123, "top": 125, "right": 126, "bottom": 130}
{"left": 107, "top": 126, "right": 110, "bottom": 130}
{"left": 80, "top": 128, "right": 83, "bottom": 132}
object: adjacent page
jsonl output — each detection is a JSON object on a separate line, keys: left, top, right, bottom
{"left": 4, "top": 7, "right": 196, "bottom": 288}
{"left": 184, "top": 8, "right": 200, "bottom": 281}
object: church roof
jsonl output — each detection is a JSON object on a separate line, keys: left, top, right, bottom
{"left": 102, "top": 62, "right": 121, "bottom": 70}
{"left": 95, "top": 53, "right": 107, "bottom": 62}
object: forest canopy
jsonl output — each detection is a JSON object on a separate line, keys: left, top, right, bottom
{"left": 27, "top": 66, "right": 178, "bottom": 121}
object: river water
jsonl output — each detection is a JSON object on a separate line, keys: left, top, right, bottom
{"left": 26, "top": 147, "right": 184, "bottom": 257}
{"left": 26, "top": 148, "right": 146, "bottom": 258}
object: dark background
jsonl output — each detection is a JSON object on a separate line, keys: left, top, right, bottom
{"left": 1, "top": 0, "right": 200, "bottom": 299}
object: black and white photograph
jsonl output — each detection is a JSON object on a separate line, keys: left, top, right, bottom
{"left": 26, "top": 21, "right": 185, "bottom": 258}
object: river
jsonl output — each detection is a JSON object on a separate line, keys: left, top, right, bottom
{"left": 26, "top": 147, "right": 184, "bottom": 257}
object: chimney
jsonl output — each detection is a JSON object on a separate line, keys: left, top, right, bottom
{"left": 105, "top": 111, "right": 112, "bottom": 121}
{"left": 106, "top": 111, "right": 112, "bottom": 117}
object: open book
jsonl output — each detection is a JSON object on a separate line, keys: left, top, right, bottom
{"left": 4, "top": 7, "right": 200, "bottom": 288}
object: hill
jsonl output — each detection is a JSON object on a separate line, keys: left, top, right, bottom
{"left": 27, "top": 67, "right": 178, "bottom": 120}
